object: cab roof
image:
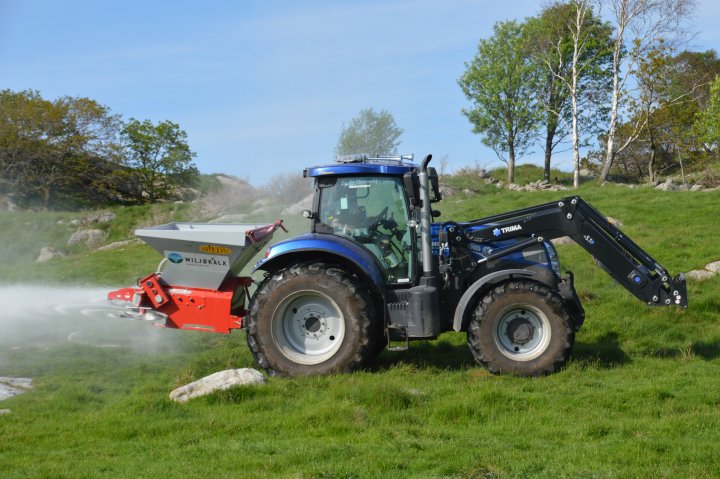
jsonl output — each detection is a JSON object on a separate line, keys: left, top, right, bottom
{"left": 304, "top": 154, "right": 418, "bottom": 178}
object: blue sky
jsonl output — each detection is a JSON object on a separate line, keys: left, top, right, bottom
{"left": 2, "top": 1, "right": 719, "bottom": 185}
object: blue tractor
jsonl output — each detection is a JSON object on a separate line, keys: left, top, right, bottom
{"left": 245, "top": 154, "right": 687, "bottom": 376}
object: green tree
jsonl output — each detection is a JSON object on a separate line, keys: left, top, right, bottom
{"left": 661, "top": 50, "right": 720, "bottom": 176}
{"left": 630, "top": 45, "right": 684, "bottom": 182}
{"left": 335, "top": 108, "right": 403, "bottom": 157}
{"left": 121, "top": 119, "right": 199, "bottom": 203}
{"left": 0, "top": 90, "right": 51, "bottom": 194}
{"left": 695, "top": 75, "right": 720, "bottom": 154}
{"left": 459, "top": 20, "right": 542, "bottom": 185}
{"left": 526, "top": 1, "right": 613, "bottom": 185}
{"left": 673, "top": 50, "right": 720, "bottom": 110}
{"left": 597, "top": 0, "right": 696, "bottom": 183}
{"left": 0, "top": 89, "right": 122, "bottom": 208}
{"left": 605, "top": 49, "right": 718, "bottom": 182}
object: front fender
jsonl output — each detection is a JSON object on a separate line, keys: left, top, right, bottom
{"left": 452, "top": 269, "right": 535, "bottom": 332}
{"left": 255, "top": 233, "right": 387, "bottom": 291}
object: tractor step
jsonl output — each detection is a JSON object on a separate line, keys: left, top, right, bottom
{"left": 386, "top": 324, "right": 409, "bottom": 352}
{"left": 387, "top": 344, "right": 409, "bottom": 352}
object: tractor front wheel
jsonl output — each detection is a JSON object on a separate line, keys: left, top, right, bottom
{"left": 246, "top": 263, "right": 377, "bottom": 376}
{"left": 468, "top": 281, "right": 574, "bottom": 376}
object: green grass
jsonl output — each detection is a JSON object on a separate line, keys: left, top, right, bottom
{"left": 2, "top": 331, "right": 719, "bottom": 478}
{"left": 1, "top": 178, "right": 720, "bottom": 477}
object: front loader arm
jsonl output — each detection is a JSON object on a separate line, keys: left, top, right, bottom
{"left": 462, "top": 196, "right": 687, "bottom": 308}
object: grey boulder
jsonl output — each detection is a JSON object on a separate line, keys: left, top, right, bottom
{"left": 685, "top": 269, "right": 716, "bottom": 282}
{"left": 169, "top": 368, "right": 266, "bottom": 403}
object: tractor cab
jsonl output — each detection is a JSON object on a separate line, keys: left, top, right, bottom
{"left": 301, "top": 154, "right": 440, "bottom": 285}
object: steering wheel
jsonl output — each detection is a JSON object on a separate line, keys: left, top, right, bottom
{"left": 366, "top": 206, "right": 388, "bottom": 231}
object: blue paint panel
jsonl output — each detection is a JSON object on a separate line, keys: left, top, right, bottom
{"left": 305, "top": 162, "right": 417, "bottom": 177}
{"left": 430, "top": 221, "right": 554, "bottom": 271}
{"left": 255, "top": 233, "right": 387, "bottom": 287}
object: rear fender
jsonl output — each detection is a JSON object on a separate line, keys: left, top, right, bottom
{"left": 452, "top": 269, "right": 535, "bottom": 332}
{"left": 254, "top": 233, "right": 387, "bottom": 300}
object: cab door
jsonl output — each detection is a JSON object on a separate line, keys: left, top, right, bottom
{"left": 317, "top": 175, "right": 415, "bottom": 284}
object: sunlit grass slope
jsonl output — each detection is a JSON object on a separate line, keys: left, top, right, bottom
{"left": 1, "top": 170, "right": 719, "bottom": 478}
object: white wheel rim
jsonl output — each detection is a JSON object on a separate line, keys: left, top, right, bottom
{"left": 271, "top": 290, "right": 345, "bottom": 365}
{"left": 493, "top": 304, "right": 551, "bottom": 361}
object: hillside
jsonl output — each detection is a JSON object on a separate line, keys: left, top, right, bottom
{"left": 0, "top": 173, "right": 311, "bottom": 285}
{"left": 1, "top": 168, "right": 719, "bottom": 477}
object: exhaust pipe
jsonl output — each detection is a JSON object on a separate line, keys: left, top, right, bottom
{"left": 418, "top": 154, "right": 435, "bottom": 277}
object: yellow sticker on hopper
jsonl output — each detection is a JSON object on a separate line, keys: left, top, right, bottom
{"left": 199, "top": 244, "right": 232, "bottom": 255}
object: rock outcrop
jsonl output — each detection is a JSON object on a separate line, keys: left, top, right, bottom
{"left": 67, "top": 229, "right": 106, "bottom": 248}
{"left": 508, "top": 180, "right": 569, "bottom": 192}
{"left": 36, "top": 247, "right": 66, "bottom": 262}
{"left": 653, "top": 178, "right": 720, "bottom": 192}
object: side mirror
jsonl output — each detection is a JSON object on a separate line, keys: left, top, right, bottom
{"left": 403, "top": 172, "right": 422, "bottom": 210}
{"left": 427, "top": 167, "right": 443, "bottom": 203}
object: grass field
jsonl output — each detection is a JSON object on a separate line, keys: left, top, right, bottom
{"left": 1, "top": 172, "right": 720, "bottom": 478}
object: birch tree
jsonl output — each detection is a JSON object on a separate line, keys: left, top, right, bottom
{"left": 597, "top": 0, "right": 696, "bottom": 183}
{"left": 528, "top": 1, "right": 613, "bottom": 187}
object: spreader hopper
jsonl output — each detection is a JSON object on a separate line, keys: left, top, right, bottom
{"left": 136, "top": 221, "right": 284, "bottom": 289}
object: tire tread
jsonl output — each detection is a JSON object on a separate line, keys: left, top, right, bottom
{"left": 246, "top": 262, "right": 378, "bottom": 376}
{"left": 467, "top": 280, "right": 574, "bottom": 376}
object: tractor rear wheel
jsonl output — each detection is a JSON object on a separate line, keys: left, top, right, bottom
{"left": 246, "top": 262, "right": 377, "bottom": 376}
{"left": 468, "top": 281, "right": 574, "bottom": 376}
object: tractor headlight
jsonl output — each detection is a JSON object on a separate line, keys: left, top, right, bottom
{"left": 544, "top": 241, "right": 562, "bottom": 277}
